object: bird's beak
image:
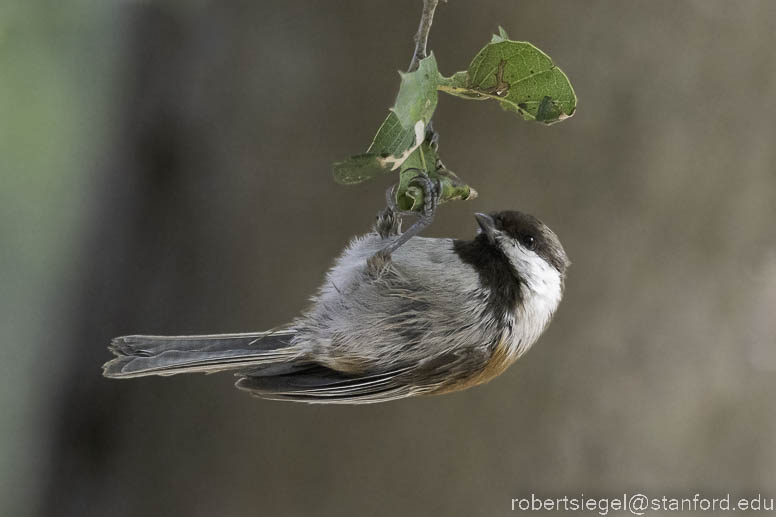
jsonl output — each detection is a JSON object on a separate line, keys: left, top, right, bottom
{"left": 474, "top": 213, "right": 497, "bottom": 243}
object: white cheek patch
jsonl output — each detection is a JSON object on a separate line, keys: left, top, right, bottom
{"left": 496, "top": 234, "right": 563, "bottom": 358}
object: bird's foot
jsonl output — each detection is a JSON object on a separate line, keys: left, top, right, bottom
{"left": 368, "top": 172, "right": 441, "bottom": 272}
{"left": 375, "top": 204, "right": 400, "bottom": 239}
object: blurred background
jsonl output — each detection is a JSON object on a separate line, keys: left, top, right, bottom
{"left": 2, "top": 1, "right": 775, "bottom": 516}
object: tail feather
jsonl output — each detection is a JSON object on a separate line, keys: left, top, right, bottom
{"left": 102, "top": 330, "right": 298, "bottom": 379}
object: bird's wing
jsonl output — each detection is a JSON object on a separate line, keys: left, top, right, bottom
{"left": 234, "top": 364, "right": 424, "bottom": 404}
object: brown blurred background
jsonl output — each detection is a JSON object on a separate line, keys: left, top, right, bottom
{"left": 2, "top": 1, "right": 775, "bottom": 516}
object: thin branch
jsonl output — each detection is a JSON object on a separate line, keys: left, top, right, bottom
{"left": 408, "top": 0, "right": 441, "bottom": 72}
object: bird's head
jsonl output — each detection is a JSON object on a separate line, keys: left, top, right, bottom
{"left": 474, "top": 211, "right": 570, "bottom": 286}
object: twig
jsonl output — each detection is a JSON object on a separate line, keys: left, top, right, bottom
{"left": 369, "top": 0, "right": 444, "bottom": 263}
{"left": 408, "top": 0, "right": 441, "bottom": 73}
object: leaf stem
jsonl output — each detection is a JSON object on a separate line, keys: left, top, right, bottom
{"left": 408, "top": 0, "right": 441, "bottom": 73}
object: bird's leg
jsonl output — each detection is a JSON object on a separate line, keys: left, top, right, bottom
{"left": 368, "top": 173, "right": 440, "bottom": 270}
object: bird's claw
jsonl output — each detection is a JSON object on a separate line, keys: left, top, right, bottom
{"left": 407, "top": 173, "right": 441, "bottom": 219}
{"left": 369, "top": 170, "right": 441, "bottom": 267}
{"left": 375, "top": 205, "right": 400, "bottom": 238}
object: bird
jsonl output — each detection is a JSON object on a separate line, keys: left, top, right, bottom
{"left": 102, "top": 209, "right": 569, "bottom": 404}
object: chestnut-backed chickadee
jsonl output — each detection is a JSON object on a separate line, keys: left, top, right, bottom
{"left": 103, "top": 210, "right": 569, "bottom": 404}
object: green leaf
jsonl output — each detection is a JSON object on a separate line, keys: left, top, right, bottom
{"left": 332, "top": 30, "right": 575, "bottom": 212}
{"left": 391, "top": 53, "right": 439, "bottom": 129}
{"left": 332, "top": 154, "right": 385, "bottom": 185}
{"left": 366, "top": 54, "right": 439, "bottom": 173}
{"left": 368, "top": 113, "right": 426, "bottom": 169}
{"left": 332, "top": 113, "right": 426, "bottom": 185}
{"left": 332, "top": 55, "right": 441, "bottom": 185}
{"left": 438, "top": 37, "right": 576, "bottom": 124}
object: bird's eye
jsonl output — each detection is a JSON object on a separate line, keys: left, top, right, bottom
{"left": 521, "top": 235, "right": 537, "bottom": 250}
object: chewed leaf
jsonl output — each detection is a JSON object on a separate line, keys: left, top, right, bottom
{"left": 360, "top": 54, "right": 438, "bottom": 176}
{"left": 438, "top": 38, "right": 576, "bottom": 124}
{"left": 391, "top": 54, "right": 439, "bottom": 129}
{"left": 333, "top": 118, "right": 426, "bottom": 185}
{"left": 332, "top": 30, "right": 572, "bottom": 213}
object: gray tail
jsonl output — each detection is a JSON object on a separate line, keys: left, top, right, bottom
{"left": 102, "top": 330, "right": 299, "bottom": 379}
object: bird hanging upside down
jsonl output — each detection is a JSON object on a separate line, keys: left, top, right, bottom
{"left": 103, "top": 188, "right": 569, "bottom": 404}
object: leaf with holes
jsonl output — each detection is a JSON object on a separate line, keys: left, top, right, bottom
{"left": 438, "top": 29, "right": 576, "bottom": 124}
{"left": 332, "top": 54, "right": 440, "bottom": 185}
{"left": 391, "top": 52, "right": 439, "bottom": 129}
{"left": 332, "top": 28, "right": 576, "bottom": 212}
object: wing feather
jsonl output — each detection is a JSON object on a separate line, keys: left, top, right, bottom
{"left": 234, "top": 365, "right": 419, "bottom": 404}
